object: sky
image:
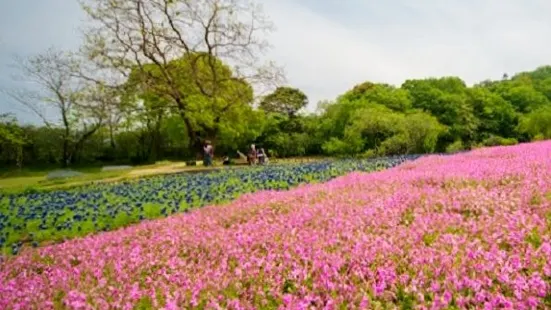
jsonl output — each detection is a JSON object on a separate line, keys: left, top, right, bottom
{"left": 1, "top": 0, "right": 551, "bottom": 123}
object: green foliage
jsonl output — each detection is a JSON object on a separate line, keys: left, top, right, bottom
{"left": 345, "top": 104, "right": 404, "bottom": 150}
{"left": 5, "top": 64, "right": 551, "bottom": 169}
{"left": 396, "top": 286, "right": 416, "bottom": 310}
{"left": 319, "top": 103, "right": 445, "bottom": 157}
{"left": 341, "top": 82, "right": 411, "bottom": 111}
{"left": 518, "top": 105, "right": 551, "bottom": 139}
{"left": 446, "top": 140, "right": 465, "bottom": 153}
{"left": 359, "top": 149, "right": 377, "bottom": 159}
{"left": 480, "top": 136, "right": 518, "bottom": 147}
{"left": 402, "top": 77, "right": 478, "bottom": 145}
{"left": 143, "top": 203, "right": 163, "bottom": 219}
{"left": 422, "top": 232, "right": 440, "bottom": 246}
{"left": 468, "top": 87, "right": 518, "bottom": 139}
{"left": 260, "top": 87, "right": 308, "bottom": 117}
{"left": 498, "top": 85, "right": 549, "bottom": 113}
{"left": 525, "top": 228, "right": 542, "bottom": 249}
{"left": 256, "top": 113, "right": 320, "bottom": 158}
{"left": 135, "top": 296, "right": 154, "bottom": 310}
{"left": 379, "top": 134, "right": 410, "bottom": 156}
{"left": 0, "top": 114, "right": 25, "bottom": 168}
{"left": 322, "top": 138, "right": 353, "bottom": 156}
{"left": 123, "top": 52, "right": 255, "bottom": 158}
{"left": 402, "top": 112, "right": 445, "bottom": 154}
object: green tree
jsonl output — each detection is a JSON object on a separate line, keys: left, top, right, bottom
{"left": 341, "top": 105, "right": 445, "bottom": 156}
{"left": 124, "top": 53, "right": 255, "bottom": 156}
{"left": 256, "top": 112, "right": 321, "bottom": 158}
{"left": 521, "top": 66, "right": 551, "bottom": 101}
{"left": 321, "top": 138, "right": 353, "bottom": 156}
{"left": 499, "top": 85, "right": 549, "bottom": 113}
{"left": 535, "top": 78, "right": 551, "bottom": 101}
{"left": 316, "top": 97, "right": 372, "bottom": 140}
{"left": 401, "top": 112, "right": 446, "bottom": 154}
{"left": 0, "top": 114, "right": 25, "bottom": 168}
{"left": 260, "top": 87, "right": 309, "bottom": 117}
{"left": 467, "top": 87, "right": 518, "bottom": 140}
{"left": 343, "top": 104, "right": 405, "bottom": 153}
{"left": 518, "top": 105, "right": 551, "bottom": 139}
{"left": 341, "top": 82, "right": 411, "bottom": 111}
{"left": 82, "top": 0, "right": 283, "bottom": 153}
{"left": 6, "top": 48, "right": 109, "bottom": 167}
{"left": 402, "top": 77, "right": 478, "bottom": 148}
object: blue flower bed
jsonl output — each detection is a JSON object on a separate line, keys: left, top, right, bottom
{"left": 0, "top": 155, "right": 420, "bottom": 255}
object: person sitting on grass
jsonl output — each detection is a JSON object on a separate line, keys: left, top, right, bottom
{"left": 260, "top": 148, "right": 269, "bottom": 164}
{"left": 223, "top": 156, "right": 231, "bottom": 165}
{"left": 257, "top": 147, "right": 265, "bottom": 165}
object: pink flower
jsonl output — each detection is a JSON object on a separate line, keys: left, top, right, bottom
{"left": 64, "top": 290, "right": 89, "bottom": 310}
{"left": 163, "top": 299, "right": 179, "bottom": 310}
{"left": 526, "top": 296, "right": 538, "bottom": 308}
{"left": 359, "top": 296, "right": 369, "bottom": 309}
{"left": 1, "top": 141, "right": 551, "bottom": 308}
{"left": 129, "top": 283, "right": 141, "bottom": 300}
{"left": 442, "top": 290, "right": 452, "bottom": 305}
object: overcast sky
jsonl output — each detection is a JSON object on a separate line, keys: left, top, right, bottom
{"left": 1, "top": 0, "right": 551, "bottom": 123}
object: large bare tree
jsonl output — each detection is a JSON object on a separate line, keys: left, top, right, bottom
{"left": 5, "top": 48, "right": 110, "bottom": 166}
{"left": 79, "top": 0, "right": 284, "bottom": 152}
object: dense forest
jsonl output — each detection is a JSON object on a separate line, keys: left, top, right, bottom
{"left": 1, "top": 0, "right": 551, "bottom": 169}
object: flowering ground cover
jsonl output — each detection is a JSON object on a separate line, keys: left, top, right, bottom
{"left": 2, "top": 142, "right": 551, "bottom": 309}
{"left": 0, "top": 156, "right": 416, "bottom": 255}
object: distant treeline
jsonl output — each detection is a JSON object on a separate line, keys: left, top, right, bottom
{"left": 3, "top": 65, "right": 551, "bottom": 168}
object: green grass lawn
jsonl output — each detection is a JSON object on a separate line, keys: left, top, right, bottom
{"left": 0, "top": 162, "right": 188, "bottom": 192}
{"left": 0, "top": 168, "right": 130, "bottom": 193}
{"left": 0, "top": 157, "right": 328, "bottom": 194}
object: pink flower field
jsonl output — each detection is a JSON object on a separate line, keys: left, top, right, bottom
{"left": 2, "top": 142, "right": 551, "bottom": 309}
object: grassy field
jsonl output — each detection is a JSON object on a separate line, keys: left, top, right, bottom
{"left": 0, "top": 157, "right": 329, "bottom": 193}
{"left": 0, "top": 162, "right": 219, "bottom": 193}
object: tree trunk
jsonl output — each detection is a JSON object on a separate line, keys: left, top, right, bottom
{"left": 62, "top": 137, "right": 70, "bottom": 167}
{"left": 173, "top": 96, "right": 201, "bottom": 159}
{"left": 152, "top": 113, "right": 163, "bottom": 161}
{"left": 182, "top": 115, "right": 202, "bottom": 159}
{"left": 71, "top": 124, "right": 101, "bottom": 166}
{"left": 138, "top": 132, "right": 147, "bottom": 162}
{"left": 61, "top": 107, "right": 71, "bottom": 167}
{"left": 109, "top": 123, "right": 116, "bottom": 150}
{"left": 144, "top": 119, "right": 153, "bottom": 162}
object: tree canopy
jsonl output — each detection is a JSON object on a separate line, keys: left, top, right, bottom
{"left": 123, "top": 52, "right": 255, "bottom": 151}
{"left": 260, "top": 87, "right": 309, "bottom": 117}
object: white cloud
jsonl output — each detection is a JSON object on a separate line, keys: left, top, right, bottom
{"left": 262, "top": 0, "right": 551, "bottom": 110}
{"left": 2, "top": 0, "right": 551, "bottom": 119}
{"left": 263, "top": 0, "right": 407, "bottom": 110}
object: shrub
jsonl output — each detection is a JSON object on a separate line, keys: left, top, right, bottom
{"left": 481, "top": 136, "right": 518, "bottom": 147}
{"left": 378, "top": 134, "right": 410, "bottom": 156}
{"left": 446, "top": 140, "right": 465, "bottom": 153}
{"left": 359, "top": 149, "right": 377, "bottom": 159}
{"left": 321, "top": 138, "right": 351, "bottom": 156}
{"left": 533, "top": 134, "right": 546, "bottom": 141}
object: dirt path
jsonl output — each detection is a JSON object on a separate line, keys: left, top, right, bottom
{"left": 127, "top": 163, "right": 189, "bottom": 177}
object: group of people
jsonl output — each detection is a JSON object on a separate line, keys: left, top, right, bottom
{"left": 247, "top": 144, "right": 268, "bottom": 165}
{"left": 202, "top": 141, "right": 268, "bottom": 166}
